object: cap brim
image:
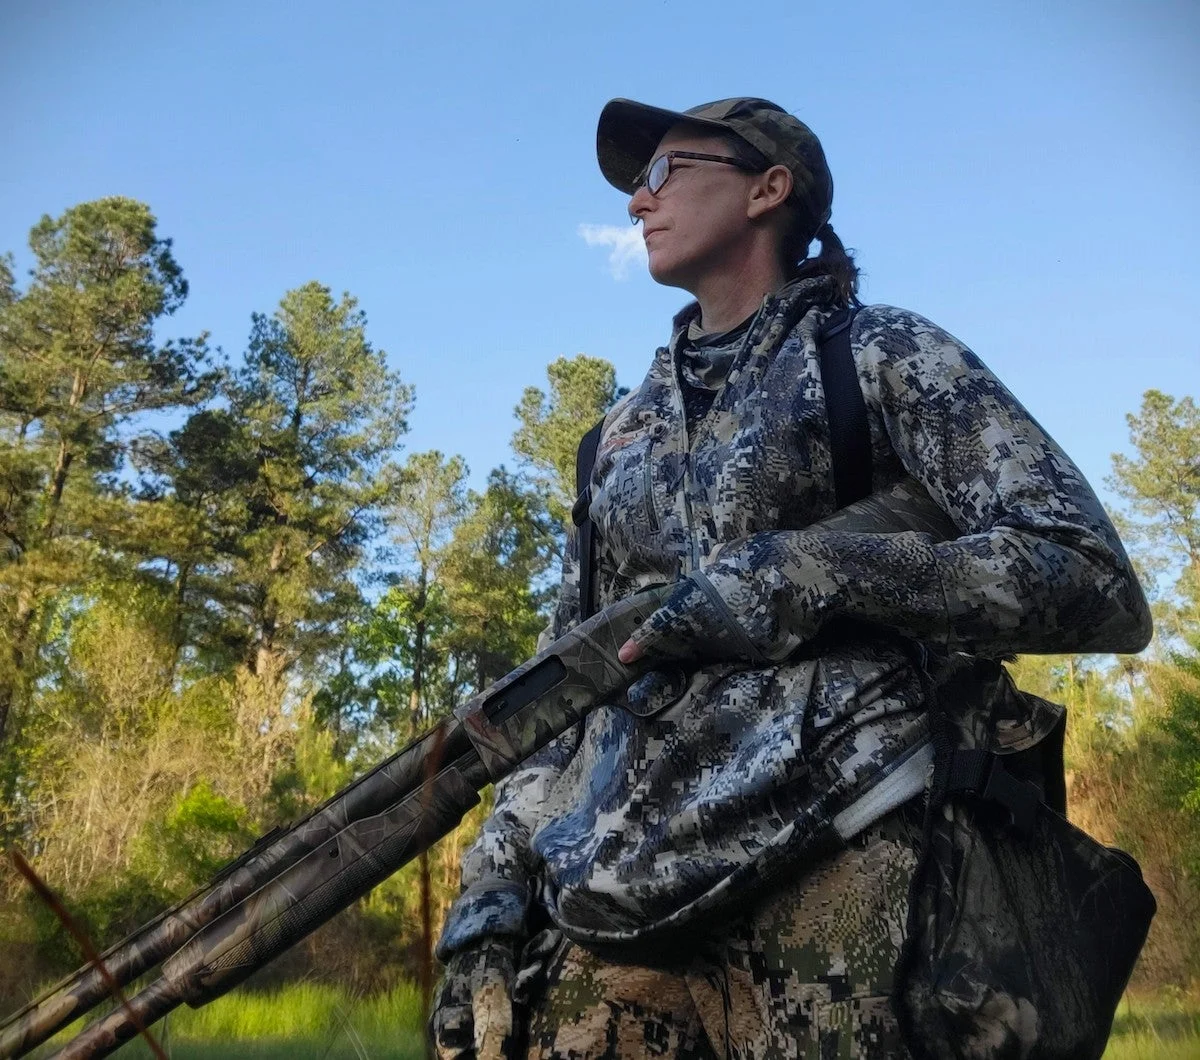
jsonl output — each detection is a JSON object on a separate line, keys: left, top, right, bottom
{"left": 597, "top": 99, "right": 735, "bottom": 195}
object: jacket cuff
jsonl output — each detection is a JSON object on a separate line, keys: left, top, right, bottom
{"left": 631, "top": 574, "right": 765, "bottom": 663}
{"left": 434, "top": 880, "right": 530, "bottom": 961}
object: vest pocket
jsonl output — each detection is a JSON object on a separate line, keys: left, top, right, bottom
{"left": 596, "top": 433, "right": 660, "bottom": 539}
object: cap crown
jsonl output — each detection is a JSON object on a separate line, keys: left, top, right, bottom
{"left": 684, "top": 98, "right": 832, "bottom": 228}
{"left": 597, "top": 96, "right": 833, "bottom": 231}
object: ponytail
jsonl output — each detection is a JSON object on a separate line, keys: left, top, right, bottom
{"left": 790, "top": 221, "right": 861, "bottom": 306}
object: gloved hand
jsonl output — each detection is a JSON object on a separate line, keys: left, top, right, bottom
{"left": 617, "top": 533, "right": 849, "bottom": 666}
{"left": 430, "top": 936, "right": 518, "bottom": 1060}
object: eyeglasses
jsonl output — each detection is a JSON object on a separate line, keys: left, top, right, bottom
{"left": 629, "top": 151, "right": 761, "bottom": 223}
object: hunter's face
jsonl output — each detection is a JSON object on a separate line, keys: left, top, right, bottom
{"left": 627, "top": 126, "right": 759, "bottom": 292}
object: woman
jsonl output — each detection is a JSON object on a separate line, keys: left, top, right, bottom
{"left": 431, "top": 97, "right": 1151, "bottom": 1060}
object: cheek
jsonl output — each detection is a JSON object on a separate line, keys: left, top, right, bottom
{"left": 646, "top": 225, "right": 691, "bottom": 273}
{"left": 705, "top": 203, "right": 748, "bottom": 247}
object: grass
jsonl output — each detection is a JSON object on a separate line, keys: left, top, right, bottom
{"left": 1103, "top": 991, "right": 1200, "bottom": 1060}
{"left": 29, "top": 982, "right": 1200, "bottom": 1059}
{"left": 32, "top": 982, "right": 427, "bottom": 1060}
{"left": 117, "top": 1044, "right": 422, "bottom": 1060}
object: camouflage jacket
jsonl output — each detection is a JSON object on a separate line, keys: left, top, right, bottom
{"left": 436, "top": 276, "right": 1151, "bottom": 956}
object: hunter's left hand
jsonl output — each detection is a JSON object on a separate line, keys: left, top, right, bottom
{"left": 617, "top": 539, "right": 832, "bottom": 665}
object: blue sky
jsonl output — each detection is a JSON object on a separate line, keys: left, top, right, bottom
{"left": 2, "top": 0, "right": 1196, "bottom": 506}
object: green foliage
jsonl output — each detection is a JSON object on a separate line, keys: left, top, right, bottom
{"left": 268, "top": 715, "right": 356, "bottom": 818}
{"left": 0, "top": 202, "right": 454, "bottom": 1006}
{"left": 224, "top": 282, "right": 413, "bottom": 676}
{"left": 1157, "top": 655, "right": 1200, "bottom": 821}
{"left": 58, "top": 982, "right": 426, "bottom": 1060}
{"left": 132, "top": 780, "right": 251, "bottom": 889}
{"left": 1104, "top": 990, "right": 1200, "bottom": 1059}
{"left": 122, "top": 281, "right": 415, "bottom": 685}
{"left": 171, "top": 980, "right": 423, "bottom": 1041}
{"left": 0, "top": 197, "right": 217, "bottom": 741}
{"left": 512, "top": 354, "right": 623, "bottom": 526}
{"left": 440, "top": 469, "right": 553, "bottom": 685}
{"left": 1108, "top": 390, "right": 1200, "bottom": 640}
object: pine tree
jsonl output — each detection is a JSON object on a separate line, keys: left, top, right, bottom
{"left": 1108, "top": 389, "right": 1200, "bottom": 641}
{"left": 512, "top": 354, "right": 623, "bottom": 528}
{"left": 0, "top": 198, "right": 216, "bottom": 742}
{"left": 223, "top": 281, "right": 412, "bottom": 679}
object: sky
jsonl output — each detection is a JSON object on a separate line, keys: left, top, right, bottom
{"left": 1, "top": 0, "right": 1197, "bottom": 507}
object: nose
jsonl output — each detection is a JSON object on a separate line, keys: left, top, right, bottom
{"left": 628, "top": 185, "right": 654, "bottom": 225}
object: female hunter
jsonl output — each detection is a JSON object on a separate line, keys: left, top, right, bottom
{"left": 430, "top": 97, "right": 1151, "bottom": 1060}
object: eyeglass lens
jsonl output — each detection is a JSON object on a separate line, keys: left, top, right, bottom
{"left": 647, "top": 154, "right": 670, "bottom": 195}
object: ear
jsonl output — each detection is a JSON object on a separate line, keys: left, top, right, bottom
{"left": 746, "top": 165, "right": 793, "bottom": 220}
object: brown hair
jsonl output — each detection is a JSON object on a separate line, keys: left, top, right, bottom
{"left": 788, "top": 219, "right": 861, "bottom": 306}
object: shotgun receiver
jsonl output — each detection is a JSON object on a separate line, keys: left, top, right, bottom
{"left": 0, "top": 477, "right": 954, "bottom": 1059}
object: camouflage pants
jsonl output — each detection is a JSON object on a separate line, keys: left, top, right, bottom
{"left": 523, "top": 803, "right": 922, "bottom": 1060}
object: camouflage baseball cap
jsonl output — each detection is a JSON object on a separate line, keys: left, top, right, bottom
{"left": 597, "top": 97, "right": 833, "bottom": 228}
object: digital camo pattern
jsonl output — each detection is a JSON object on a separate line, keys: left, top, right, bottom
{"left": 431, "top": 937, "right": 518, "bottom": 1060}
{"left": 438, "top": 274, "right": 1151, "bottom": 955}
{"left": 525, "top": 805, "right": 921, "bottom": 1060}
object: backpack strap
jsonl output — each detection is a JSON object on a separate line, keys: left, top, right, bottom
{"left": 941, "top": 748, "right": 1043, "bottom": 835}
{"left": 818, "top": 307, "right": 871, "bottom": 508}
{"left": 569, "top": 306, "right": 866, "bottom": 620}
{"left": 572, "top": 418, "right": 605, "bottom": 621}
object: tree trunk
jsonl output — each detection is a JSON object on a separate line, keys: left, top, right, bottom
{"left": 42, "top": 442, "right": 74, "bottom": 535}
{"left": 41, "top": 367, "right": 89, "bottom": 537}
{"left": 252, "top": 539, "right": 287, "bottom": 675}
{"left": 0, "top": 593, "right": 37, "bottom": 744}
{"left": 408, "top": 565, "right": 434, "bottom": 1050}
{"left": 168, "top": 561, "right": 192, "bottom": 680}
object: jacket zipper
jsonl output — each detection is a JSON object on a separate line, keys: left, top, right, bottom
{"left": 641, "top": 433, "right": 660, "bottom": 532}
{"left": 667, "top": 362, "right": 700, "bottom": 572}
{"left": 668, "top": 296, "right": 771, "bottom": 573}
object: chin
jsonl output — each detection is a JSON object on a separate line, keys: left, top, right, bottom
{"left": 646, "top": 255, "right": 692, "bottom": 291}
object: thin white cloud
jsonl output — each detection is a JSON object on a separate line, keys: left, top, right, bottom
{"left": 577, "top": 223, "right": 647, "bottom": 281}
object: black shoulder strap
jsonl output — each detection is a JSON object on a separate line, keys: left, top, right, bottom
{"left": 569, "top": 309, "right": 868, "bottom": 620}
{"left": 572, "top": 418, "right": 605, "bottom": 621}
{"left": 818, "top": 307, "right": 871, "bottom": 508}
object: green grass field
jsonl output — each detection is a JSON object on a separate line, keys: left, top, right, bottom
{"left": 1102, "top": 991, "right": 1200, "bottom": 1060}
{"left": 32, "top": 983, "right": 1200, "bottom": 1059}
{"left": 33, "top": 982, "right": 427, "bottom": 1060}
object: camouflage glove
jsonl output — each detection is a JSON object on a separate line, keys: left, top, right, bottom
{"left": 623, "top": 533, "right": 853, "bottom": 665}
{"left": 430, "top": 936, "right": 518, "bottom": 1060}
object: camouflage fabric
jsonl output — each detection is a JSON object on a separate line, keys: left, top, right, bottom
{"left": 524, "top": 804, "right": 922, "bottom": 1060}
{"left": 437, "top": 274, "right": 1150, "bottom": 957}
{"left": 895, "top": 660, "right": 1157, "bottom": 1060}
{"left": 431, "top": 937, "right": 519, "bottom": 1060}
{"left": 597, "top": 97, "right": 833, "bottom": 230}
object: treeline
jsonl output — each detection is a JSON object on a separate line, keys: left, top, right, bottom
{"left": 0, "top": 198, "right": 1197, "bottom": 1007}
{"left": 1010, "top": 387, "right": 1200, "bottom": 989}
{"left": 0, "top": 198, "right": 618, "bottom": 1001}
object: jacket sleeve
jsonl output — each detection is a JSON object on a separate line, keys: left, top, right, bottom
{"left": 434, "top": 524, "right": 584, "bottom": 960}
{"left": 631, "top": 306, "right": 1152, "bottom": 661}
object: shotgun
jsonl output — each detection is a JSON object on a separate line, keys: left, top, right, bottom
{"left": 0, "top": 477, "right": 953, "bottom": 1059}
